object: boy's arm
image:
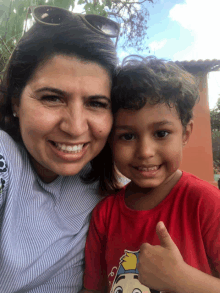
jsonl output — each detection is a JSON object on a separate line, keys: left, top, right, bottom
{"left": 137, "top": 222, "right": 220, "bottom": 293}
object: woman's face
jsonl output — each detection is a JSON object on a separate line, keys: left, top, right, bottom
{"left": 14, "top": 55, "right": 112, "bottom": 182}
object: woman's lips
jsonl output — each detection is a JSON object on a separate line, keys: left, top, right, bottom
{"left": 49, "top": 140, "right": 89, "bottom": 161}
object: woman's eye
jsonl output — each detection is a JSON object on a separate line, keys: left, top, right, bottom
{"left": 120, "top": 133, "right": 135, "bottom": 141}
{"left": 89, "top": 100, "right": 110, "bottom": 109}
{"left": 41, "top": 95, "right": 62, "bottom": 103}
{"left": 155, "top": 130, "right": 169, "bottom": 138}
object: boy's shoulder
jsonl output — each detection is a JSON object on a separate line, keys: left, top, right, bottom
{"left": 178, "top": 171, "right": 220, "bottom": 202}
{"left": 181, "top": 171, "right": 219, "bottom": 190}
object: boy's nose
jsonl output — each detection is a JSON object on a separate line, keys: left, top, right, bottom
{"left": 136, "top": 138, "right": 155, "bottom": 159}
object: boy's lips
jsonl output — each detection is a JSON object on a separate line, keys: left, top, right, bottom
{"left": 132, "top": 165, "right": 160, "bottom": 172}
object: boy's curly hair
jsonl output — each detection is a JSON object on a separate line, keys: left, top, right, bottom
{"left": 112, "top": 55, "right": 200, "bottom": 128}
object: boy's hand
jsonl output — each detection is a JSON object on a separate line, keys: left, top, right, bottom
{"left": 137, "top": 221, "right": 188, "bottom": 292}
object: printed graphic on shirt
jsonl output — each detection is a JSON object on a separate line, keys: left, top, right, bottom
{"left": 0, "top": 155, "right": 7, "bottom": 196}
{"left": 0, "top": 155, "right": 7, "bottom": 172}
{"left": 0, "top": 178, "right": 5, "bottom": 195}
{"left": 109, "top": 250, "right": 161, "bottom": 293}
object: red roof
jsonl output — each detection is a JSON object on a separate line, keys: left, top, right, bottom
{"left": 175, "top": 59, "right": 220, "bottom": 75}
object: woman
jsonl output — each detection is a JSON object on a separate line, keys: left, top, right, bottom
{"left": 0, "top": 6, "right": 118, "bottom": 292}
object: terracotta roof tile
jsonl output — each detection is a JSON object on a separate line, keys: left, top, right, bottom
{"left": 175, "top": 59, "right": 220, "bottom": 75}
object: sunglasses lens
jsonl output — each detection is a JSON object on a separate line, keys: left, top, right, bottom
{"left": 84, "top": 15, "right": 119, "bottom": 37}
{"left": 33, "top": 6, "right": 66, "bottom": 24}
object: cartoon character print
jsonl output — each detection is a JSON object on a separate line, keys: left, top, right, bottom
{"left": 0, "top": 155, "right": 7, "bottom": 173}
{"left": 110, "top": 250, "right": 162, "bottom": 293}
{"left": 0, "top": 155, "right": 7, "bottom": 195}
{"left": 0, "top": 178, "right": 5, "bottom": 195}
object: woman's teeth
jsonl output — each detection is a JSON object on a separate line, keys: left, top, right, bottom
{"left": 55, "top": 142, "right": 84, "bottom": 153}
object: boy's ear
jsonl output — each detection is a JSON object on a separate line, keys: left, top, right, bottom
{"left": 182, "top": 120, "right": 193, "bottom": 146}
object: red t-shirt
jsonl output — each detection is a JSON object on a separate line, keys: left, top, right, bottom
{"left": 84, "top": 172, "right": 220, "bottom": 293}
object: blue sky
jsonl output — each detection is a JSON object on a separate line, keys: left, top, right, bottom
{"left": 116, "top": 0, "right": 220, "bottom": 109}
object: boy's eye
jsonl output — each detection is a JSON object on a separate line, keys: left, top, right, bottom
{"left": 120, "top": 133, "right": 135, "bottom": 141}
{"left": 155, "top": 130, "right": 169, "bottom": 138}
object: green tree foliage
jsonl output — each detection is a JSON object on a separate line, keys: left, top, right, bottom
{"left": 210, "top": 97, "right": 220, "bottom": 134}
{"left": 0, "top": 0, "right": 155, "bottom": 72}
{"left": 210, "top": 97, "right": 220, "bottom": 169}
{"left": 0, "top": 0, "right": 76, "bottom": 72}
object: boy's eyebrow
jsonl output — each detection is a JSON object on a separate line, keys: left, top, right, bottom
{"left": 114, "top": 120, "right": 174, "bottom": 130}
{"left": 153, "top": 120, "right": 175, "bottom": 126}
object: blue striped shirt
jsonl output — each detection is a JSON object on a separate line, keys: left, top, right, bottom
{"left": 0, "top": 130, "right": 101, "bottom": 293}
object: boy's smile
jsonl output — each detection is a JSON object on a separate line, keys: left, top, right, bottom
{"left": 112, "top": 102, "right": 193, "bottom": 204}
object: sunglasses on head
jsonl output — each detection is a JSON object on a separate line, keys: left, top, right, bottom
{"left": 24, "top": 5, "right": 120, "bottom": 47}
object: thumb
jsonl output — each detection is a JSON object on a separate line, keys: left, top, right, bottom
{"left": 156, "top": 221, "right": 175, "bottom": 249}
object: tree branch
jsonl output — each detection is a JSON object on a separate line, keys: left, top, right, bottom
{"left": 3, "top": 0, "right": 13, "bottom": 40}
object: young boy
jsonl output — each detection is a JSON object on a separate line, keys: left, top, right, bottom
{"left": 82, "top": 56, "right": 220, "bottom": 293}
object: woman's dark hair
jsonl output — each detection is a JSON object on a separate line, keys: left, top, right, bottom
{"left": 0, "top": 13, "right": 118, "bottom": 187}
{"left": 99, "top": 55, "right": 200, "bottom": 193}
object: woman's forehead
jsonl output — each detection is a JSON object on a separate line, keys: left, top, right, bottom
{"left": 21, "top": 55, "right": 111, "bottom": 100}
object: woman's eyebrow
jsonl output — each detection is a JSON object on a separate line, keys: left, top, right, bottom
{"left": 35, "top": 88, "right": 111, "bottom": 102}
{"left": 35, "top": 87, "right": 66, "bottom": 96}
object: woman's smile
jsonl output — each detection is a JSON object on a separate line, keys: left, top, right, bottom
{"left": 50, "top": 141, "right": 87, "bottom": 153}
{"left": 48, "top": 140, "right": 89, "bottom": 161}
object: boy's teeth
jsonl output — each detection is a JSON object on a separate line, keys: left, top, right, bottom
{"left": 137, "top": 166, "right": 158, "bottom": 171}
{"left": 55, "top": 143, "right": 84, "bottom": 153}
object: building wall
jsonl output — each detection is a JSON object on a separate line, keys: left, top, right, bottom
{"left": 180, "top": 74, "right": 216, "bottom": 186}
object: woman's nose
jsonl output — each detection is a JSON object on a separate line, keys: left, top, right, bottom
{"left": 59, "top": 104, "right": 89, "bottom": 137}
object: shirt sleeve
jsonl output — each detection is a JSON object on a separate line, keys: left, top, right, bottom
{"left": 83, "top": 200, "right": 108, "bottom": 292}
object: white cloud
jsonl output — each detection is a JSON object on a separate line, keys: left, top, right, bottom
{"left": 169, "top": 0, "right": 220, "bottom": 108}
{"left": 169, "top": 0, "right": 220, "bottom": 61}
{"left": 208, "top": 72, "right": 220, "bottom": 109}
{"left": 148, "top": 39, "right": 167, "bottom": 53}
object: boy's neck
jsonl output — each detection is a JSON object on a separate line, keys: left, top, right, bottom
{"left": 124, "top": 169, "right": 182, "bottom": 211}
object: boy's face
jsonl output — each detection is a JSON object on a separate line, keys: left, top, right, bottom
{"left": 111, "top": 103, "right": 193, "bottom": 190}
